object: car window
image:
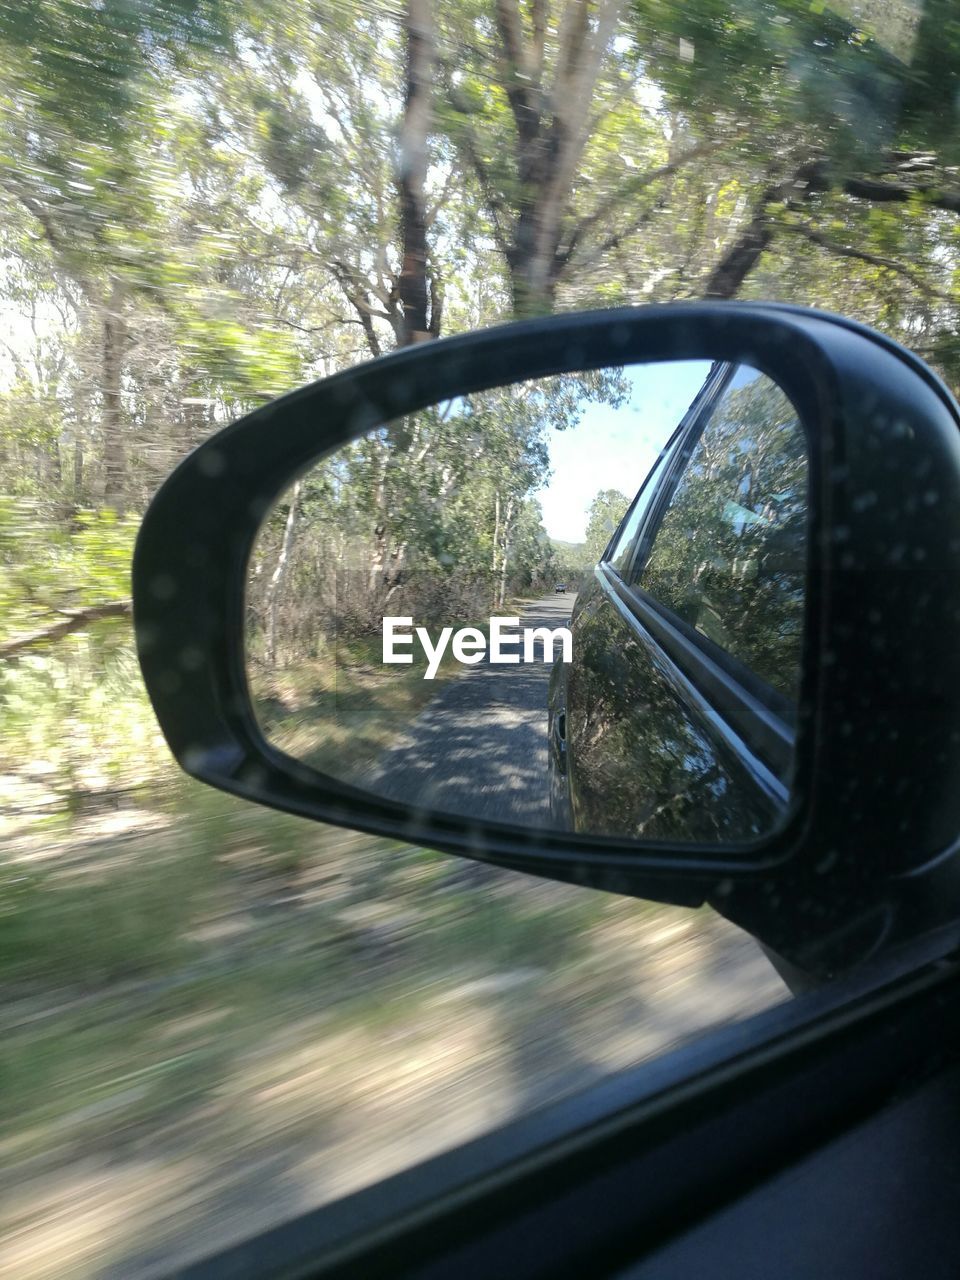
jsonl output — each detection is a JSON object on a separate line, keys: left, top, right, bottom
{"left": 606, "top": 366, "right": 724, "bottom": 575}
{"left": 637, "top": 367, "right": 808, "bottom": 701}
{"left": 2, "top": 0, "right": 952, "bottom": 1272}
{"left": 606, "top": 436, "right": 681, "bottom": 574}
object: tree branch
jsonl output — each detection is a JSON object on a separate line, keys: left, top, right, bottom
{"left": 1, "top": 601, "right": 131, "bottom": 660}
{"left": 568, "top": 193, "right": 670, "bottom": 274}
{"left": 559, "top": 139, "right": 727, "bottom": 268}
{"left": 544, "top": 0, "right": 619, "bottom": 220}
{"left": 276, "top": 315, "right": 356, "bottom": 335}
{"left": 494, "top": 0, "right": 539, "bottom": 145}
{"left": 795, "top": 158, "right": 960, "bottom": 215}
{"left": 702, "top": 162, "right": 823, "bottom": 299}
{"left": 326, "top": 261, "right": 387, "bottom": 357}
{"left": 443, "top": 77, "right": 512, "bottom": 257}
{"left": 843, "top": 174, "right": 960, "bottom": 215}
{"left": 6, "top": 181, "right": 96, "bottom": 303}
{"left": 398, "top": 0, "right": 436, "bottom": 344}
{"left": 530, "top": 0, "right": 547, "bottom": 83}
{"left": 779, "top": 220, "right": 958, "bottom": 304}
{"left": 328, "top": 261, "right": 393, "bottom": 320}
{"left": 425, "top": 166, "right": 458, "bottom": 229}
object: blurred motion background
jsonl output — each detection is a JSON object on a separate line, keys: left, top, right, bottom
{"left": 1, "top": 0, "right": 957, "bottom": 1273}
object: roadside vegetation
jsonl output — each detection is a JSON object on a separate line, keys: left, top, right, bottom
{"left": 252, "top": 627, "right": 476, "bottom": 768}
{"left": 1, "top": 768, "right": 781, "bottom": 1277}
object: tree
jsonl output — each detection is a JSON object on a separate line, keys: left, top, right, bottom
{"left": 6, "top": 0, "right": 960, "bottom": 773}
{"left": 217, "top": 0, "right": 449, "bottom": 358}
{"left": 640, "top": 373, "right": 807, "bottom": 696}
{"left": 438, "top": 0, "right": 729, "bottom": 317}
{"left": 0, "top": 0, "right": 297, "bottom": 509}
{"left": 628, "top": 0, "right": 960, "bottom": 335}
{"left": 584, "top": 488, "right": 630, "bottom": 563}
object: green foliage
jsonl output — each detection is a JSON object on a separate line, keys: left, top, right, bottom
{"left": 0, "top": 503, "right": 135, "bottom": 642}
{"left": 895, "top": 0, "right": 960, "bottom": 159}
{"left": 0, "top": 504, "right": 153, "bottom": 799}
{"left": 1, "top": 7, "right": 959, "bottom": 1256}
{"left": 246, "top": 369, "right": 628, "bottom": 679}
{"left": 631, "top": 0, "right": 907, "bottom": 165}
{"left": 0, "top": 0, "right": 958, "bottom": 828}
{"left": 642, "top": 374, "right": 808, "bottom": 698}
{"left": 0, "top": 642, "right": 164, "bottom": 800}
{"left": 551, "top": 538, "right": 593, "bottom": 575}
{"left": 0, "top": 845, "right": 214, "bottom": 986}
{"left": 584, "top": 488, "right": 631, "bottom": 564}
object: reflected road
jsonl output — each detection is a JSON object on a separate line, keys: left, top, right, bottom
{"left": 365, "top": 593, "right": 574, "bottom": 824}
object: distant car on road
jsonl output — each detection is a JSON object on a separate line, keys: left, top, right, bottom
{"left": 554, "top": 582, "right": 567, "bottom": 593}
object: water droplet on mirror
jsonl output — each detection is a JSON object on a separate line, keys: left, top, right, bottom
{"left": 197, "top": 449, "right": 226, "bottom": 477}
{"left": 151, "top": 574, "right": 177, "bottom": 601}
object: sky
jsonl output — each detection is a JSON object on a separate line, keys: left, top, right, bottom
{"left": 535, "top": 360, "right": 714, "bottom": 543}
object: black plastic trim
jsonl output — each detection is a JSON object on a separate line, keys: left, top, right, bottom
{"left": 134, "top": 303, "right": 837, "bottom": 895}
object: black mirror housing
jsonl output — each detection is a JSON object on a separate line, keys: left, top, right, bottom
{"left": 133, "top": 302, "right": 960, "bottom": 979}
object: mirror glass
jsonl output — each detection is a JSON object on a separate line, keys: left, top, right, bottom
{"left": 245, "top": 360, "right": 809, "bottom": 844}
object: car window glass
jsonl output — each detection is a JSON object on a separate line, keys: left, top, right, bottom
{"left": 606, "top": 436, "right": 679, "bottom": 574}
{"left": 7, "top": 0, "right": 947, "bottom": 1267}
{"left": 638, "top": 367, "right": 808, "bottom": 700}
{"left": 606, "top": 367, "right": 721, "bottom": 575}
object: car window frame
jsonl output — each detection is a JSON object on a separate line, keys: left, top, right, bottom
{"left": 598, "top": 361, "right": 808, "bottom": 786}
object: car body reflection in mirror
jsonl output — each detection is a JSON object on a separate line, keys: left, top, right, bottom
{"left": 549, "top": 363, "right": 807, "bottom": 843}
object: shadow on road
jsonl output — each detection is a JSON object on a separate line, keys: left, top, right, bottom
{"left": 363, "top": 594, "right": 574, "bottom": 825}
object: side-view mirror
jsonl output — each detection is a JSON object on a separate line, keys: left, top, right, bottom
{"left": 134, "top": 303, "right": 960, "bottom": 984}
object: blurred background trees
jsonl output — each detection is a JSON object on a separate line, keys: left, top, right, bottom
{"left": 2, "top": 0, "right": 960, "bottom": 808}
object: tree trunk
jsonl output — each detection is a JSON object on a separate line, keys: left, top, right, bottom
{"left": 398, "top": 0, "right": 437, "bottom": 345}
{"left": 492, "top": 492, "right": 501, "bottom": 573}
{"left": 702, "top": 163, "right": 822, "bottom": 299}
{"left": 180, "top": 366, "right": 213, "bottom": 446}
{"left": 495, "top": 0, "right": 621, "bottom": 318}
{"left": 265, "top": 481, "right": 302, "bottom": 666}
{"left": 101, "top": 279, "right": 127, "bottom": 511}
{"left": 496, "top": 496, "right": 515, "bottom": 608}
{"left": 367, "top": 443, "right": 392, "bottom": 596}
{"left": 701, "top": 207, "right": 774, "bottom": 300}
{"left": 508, "top": 227, "right": 561, "bottom": 318}
{"left": 73, "top": 437, "right": 84, "bottom": 501}
{"left": 45, "top": 437, "right": 62, "bottom": 487}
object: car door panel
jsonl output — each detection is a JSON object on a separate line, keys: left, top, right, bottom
{"left": 564, "top": 572, "right": 781, "bottom": 843}
{"left": 559, "top": 363, "right": 801, "bottom": 845}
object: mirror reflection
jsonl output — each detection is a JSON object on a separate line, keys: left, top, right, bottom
{"left": 246, "top": 360, "right": 808, "bottom": 843}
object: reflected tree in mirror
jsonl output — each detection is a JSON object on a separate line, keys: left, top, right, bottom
{"left": 639, "top": 371, "right": 808, "bottom": 701}
{"left": 246, "top": 368, "right": 628, "bottom": 782}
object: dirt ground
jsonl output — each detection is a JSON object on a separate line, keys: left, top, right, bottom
{"left": 0, "top": 797, "right": 785, "bottom": 1278}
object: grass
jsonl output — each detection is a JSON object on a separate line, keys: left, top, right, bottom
{"left": 0, "top": 776, "right": 638, "bottom": 1171}
{"left": 0, "top": 596, "right": 611, "bottom": 1173}
{"left": 249, "top": 628, "right": 478, "bottom": 776}
{"left": 248, "top": 593, "right": 546, "bottom": 778}
{"left": 0, "top": 776, "right": 784, "bottom": 1280}
{"left": 0, "top": 850, "right": 216, "bottom": 989}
